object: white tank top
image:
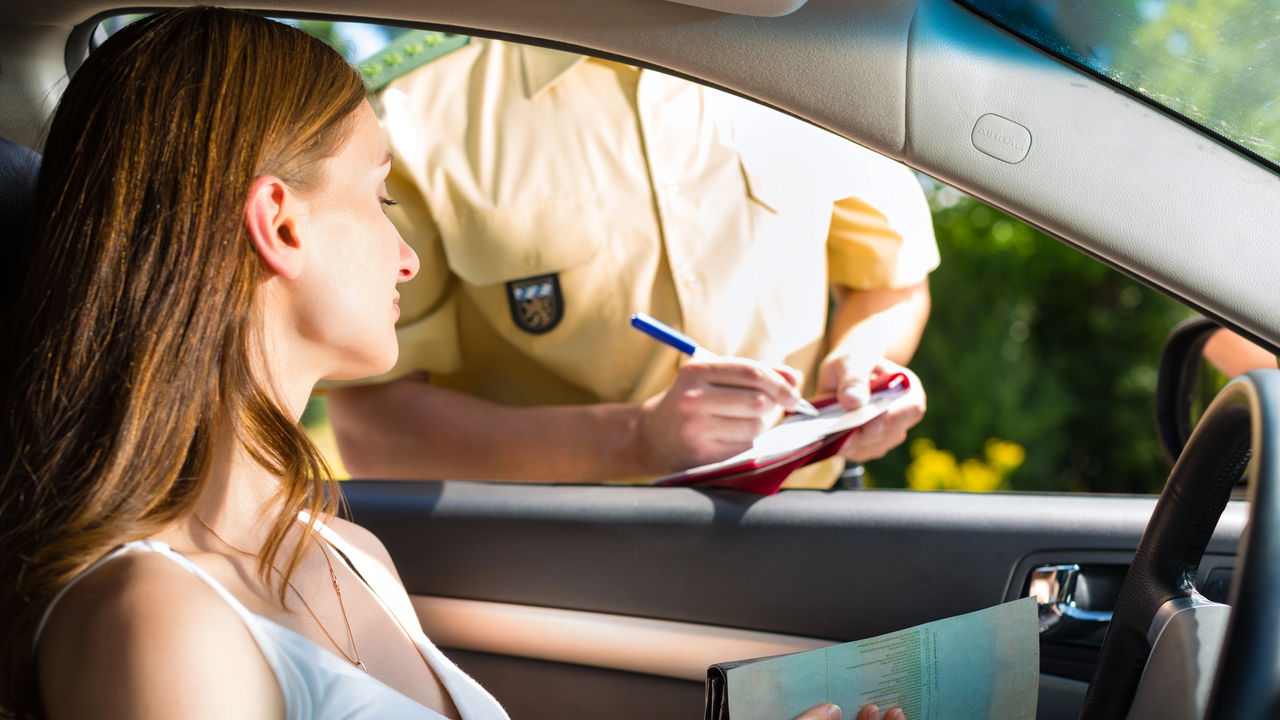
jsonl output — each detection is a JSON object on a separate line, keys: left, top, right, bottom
{"left": 34, "top": 519, "right": 509, "bottom": 720}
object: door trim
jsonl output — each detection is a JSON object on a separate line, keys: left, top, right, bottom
{"left": 413, "top": 595, "right": 835, "bottom": 681}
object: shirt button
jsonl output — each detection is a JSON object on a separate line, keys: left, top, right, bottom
{"left": 665, "top": 182, "right": 681, "bottom": 196}
{"left": 682, "top": 272, "right": 700, "bottom": 289}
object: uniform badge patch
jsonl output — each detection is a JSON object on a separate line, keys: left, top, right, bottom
{"left": 506, "top": 274, "right": 564, "bottom": 334}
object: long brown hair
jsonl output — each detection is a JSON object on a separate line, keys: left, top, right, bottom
{"left": 0, "top": 8, "right": 366, "bottom": 713}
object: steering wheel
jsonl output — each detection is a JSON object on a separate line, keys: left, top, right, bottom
{"left": 1079, "top": 370, "right": 1280, "bottom": 719}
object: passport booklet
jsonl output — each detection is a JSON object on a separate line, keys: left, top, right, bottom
{"left": 703, "top": 596, "right": 1039, "bottom": 720}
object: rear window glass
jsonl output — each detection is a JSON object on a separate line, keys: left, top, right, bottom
{"left": 90, "top": 15, "right": 465, "bottom": 91}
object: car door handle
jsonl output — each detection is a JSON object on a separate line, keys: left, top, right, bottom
{"left": 1031, "top": 564, "right": 1114, "bottom": 640}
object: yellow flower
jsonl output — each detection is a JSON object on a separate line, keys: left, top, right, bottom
{"left": 984, "top": 438, "right": 1026, "bottom": 472}
{"left": 906, "top": 438, "right": 959, "bottom": 491}
{"left": 904, "top": 437, "right": 1025, "bottom": 493}
{"left": 959, "top": 459, "right": 1002, "bottom": 492}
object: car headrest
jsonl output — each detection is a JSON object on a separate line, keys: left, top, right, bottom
{"left": 0, "top": 136, "right": 41, "bottom": 233}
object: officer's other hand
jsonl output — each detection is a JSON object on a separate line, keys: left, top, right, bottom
{"left": 793, "top": 702, "right": 906, "bottom": 720}
{"left": 639, "top": 356, "right": 805, "bottom": 472}
{"left": 817, "top": 355, "right": 925, "bottom": 462}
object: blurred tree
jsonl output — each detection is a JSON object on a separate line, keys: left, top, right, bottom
{"left": 866, "top": 181, "right": 1194, "bottom": 493}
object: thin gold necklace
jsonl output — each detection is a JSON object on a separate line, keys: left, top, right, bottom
{"left": 194, "top": 515, "right": 367, "bottom": 672}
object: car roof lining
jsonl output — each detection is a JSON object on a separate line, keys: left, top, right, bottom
{"left": 3, "top": 0, "right": 1277, "bottom": 351}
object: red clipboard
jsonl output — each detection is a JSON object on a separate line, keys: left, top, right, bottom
{"left": 653, "top": 373, "right": 911, "bottom": 495}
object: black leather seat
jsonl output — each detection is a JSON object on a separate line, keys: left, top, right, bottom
{"left": 0, "top": 137, "right": 40, "bottom": 229}
{"left": 1, "top": 137, "right": 41, "bottom": 323}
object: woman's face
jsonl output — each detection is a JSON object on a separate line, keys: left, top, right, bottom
{"left": 291, "top": 101, "right": 419, "bottom": 381}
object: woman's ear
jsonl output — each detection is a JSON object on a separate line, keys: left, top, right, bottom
{"left": 244, "top": 175, "right": 304, "bottom": 280}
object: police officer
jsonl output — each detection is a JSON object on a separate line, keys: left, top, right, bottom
{"left": 327, "top": 37, "right": 938, "bottom": 488}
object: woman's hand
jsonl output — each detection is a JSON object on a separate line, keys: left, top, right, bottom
{"left": 794, "top": 703, "right": 907, "bottom": 720}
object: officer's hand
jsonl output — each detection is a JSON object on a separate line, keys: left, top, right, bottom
{"left": 639, "top": 357, "right": 806, "bottom": 472}
{"left": 816, "top": 355, "right": 925, "bottom": 462}
{"left": 793, "top": 702, "right": 906, "bottom": 720}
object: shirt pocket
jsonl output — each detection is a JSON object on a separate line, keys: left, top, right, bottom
{"left": 737, "top": 147, "right": 799, "bottom": 216}
{"left": 438, "top": 196, "right": 605, "bottom": 286}
{"left": 735, "top": 115, "right": 853, "bottom": 217}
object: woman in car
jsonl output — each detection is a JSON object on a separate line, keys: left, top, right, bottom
{"left": 0, "top": 8, "right": 900, "bottom": 720}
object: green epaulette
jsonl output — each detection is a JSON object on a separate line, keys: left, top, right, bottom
{"left": 357, "top": 30, "right": 471, "bottom": 92}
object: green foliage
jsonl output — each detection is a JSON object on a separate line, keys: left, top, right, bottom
{"left": 287, "top": 20, "right": 357, "bottom": 59}
{"left": 866, "top": 182, "right": 1195, "bottom": 493}
{"left": 1118, "top": 0, "right": 1280, "bottom": 165}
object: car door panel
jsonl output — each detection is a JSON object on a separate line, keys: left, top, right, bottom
{"left": 448, "top": 650, "right": 706, "bottom": 719}
{"left": 344, "top": 480, "right": 1245, "bottom": 718}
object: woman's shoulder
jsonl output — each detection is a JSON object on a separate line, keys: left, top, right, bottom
{"left": 37, "top": 549, "right": 282, "bottom": 719}
{"left": 322, "top": 515, "right": 400, "bottom": 574}
{"left": 38, "top": 549, "right": 241, "bottom": 655}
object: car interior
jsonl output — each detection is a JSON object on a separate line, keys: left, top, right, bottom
{"left": 2, "top": 0, "right": 1278, "bottom": 718}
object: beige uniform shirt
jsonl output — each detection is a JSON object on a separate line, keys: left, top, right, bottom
{"left": 375, "top": 39, "right": 939, "bottom": 486}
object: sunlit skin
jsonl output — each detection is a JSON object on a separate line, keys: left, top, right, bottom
{"left": 258, "top": 103, "right": 420, "bottom": 383}
{"left": 1203, "top": 328, "right": 1277, "bottom": 378}
{"left": 796, "top": 703, "right": 907, "bottom": 720}
{"left": 819, "top": 282, "right": 929, "bottom": 463}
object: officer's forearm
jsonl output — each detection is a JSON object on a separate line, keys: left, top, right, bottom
{"left": 326, "top": 375, "right": 646, "bottom": 483}
{"left": 1203, "top": 328, "right": 1278, "bottom": 377}
{"left": 826, "top": 281, "right": 930, "bottom": 366}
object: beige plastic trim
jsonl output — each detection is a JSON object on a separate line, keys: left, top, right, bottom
{"left": 412, "top": 595, "right": 835, "bottom": 681}
{"left": 19, "top": 0, "right": 918, "bottom": 155}
{"left": 8, "top": 0, "right": 1277, "bottom": 344}
{"left": 659, "top": 0, "right": 808, "bottom": 17}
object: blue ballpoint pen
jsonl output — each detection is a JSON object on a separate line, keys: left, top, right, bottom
{"left": 629, "top": 312, "right": 819, "bottom": 416}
